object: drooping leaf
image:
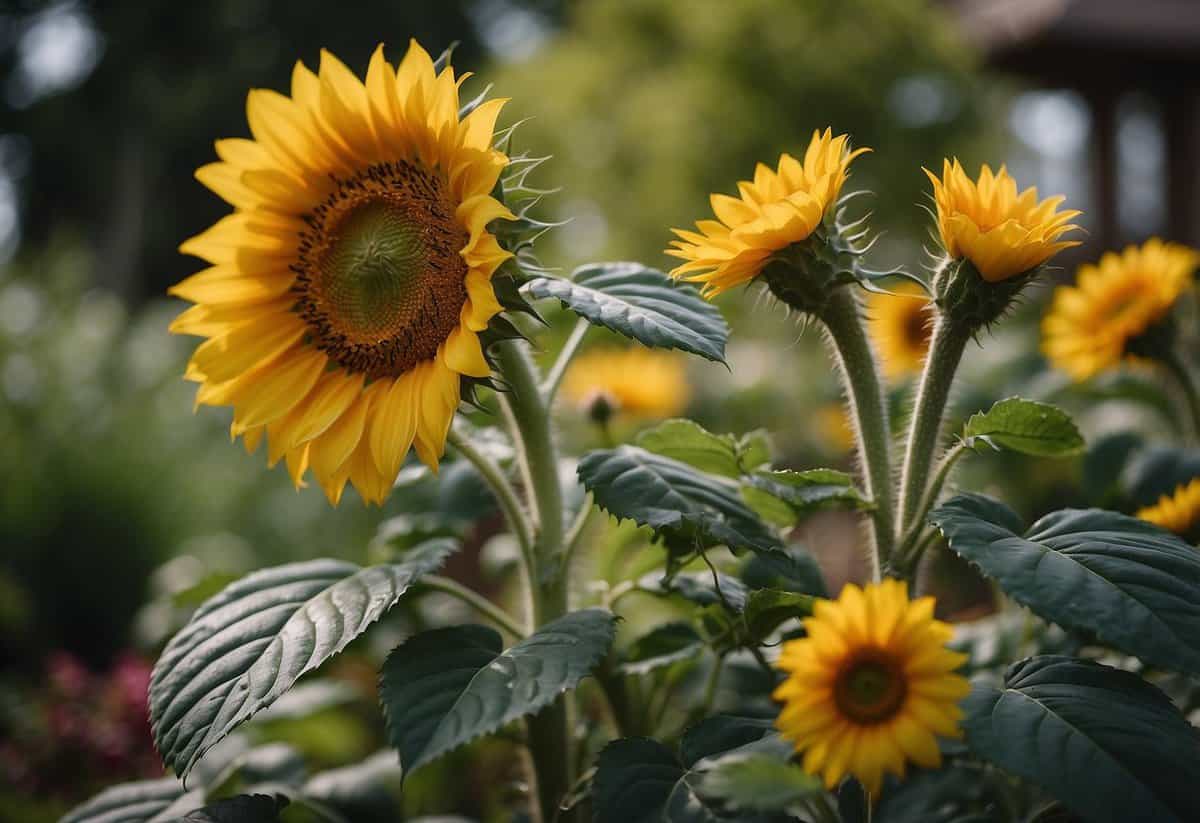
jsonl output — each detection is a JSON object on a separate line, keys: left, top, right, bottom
{"left": 931, "top": 494, "right": 1200, "bottom": 674}
{"left": 150, "top": 539, "right": 457, "bottom": 778}
{"left": 179, "top": 794, "right": 288, "bottom": 822}
{"left": 963, "top": 655, "right": 1200, "bottom": 822}
{"left": 638, "top": 570, "right": 750, "bottom": 612}
{"left": 744, "top": 469, "right": 872, "bottom": 520}
{"left": 619, "top": 622, "right": 704, "bottom": 675}
{"left": 579, "top": 446, "right": 781, "bottom": 553}
{"left": 61, "top": 777, "right": 186, "bottom": 823}
{"left": 742, "top": 590, "right": 814, "bottom": 643}
{"left": 740, "top": 548, "right": 828, "bottom": 599}
{"left": 380, "top": 609, "right": 616, "bottom": 774}
{"left": 961, "top": 397, "right": 1084, "bottom": 457}
{"left": 524, "top": 262, "right": 728, "bottom": 362}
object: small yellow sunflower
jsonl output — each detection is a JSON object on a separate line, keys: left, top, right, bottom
{"left": 170, "top": 42, "right": 515, "bottom": 505}
{"left": 666, "top": 129, "right": 869, "bottom": 297}
{"left": 1137, "top": 478, "right": 1200, "bottom": 538}
{"left": 867, "top": 283, "right": 933, "bottom": 381}
{"left": 561, "top": 347, "right": 690, "bottom": 420}
{"left": 773, "top": 579, "right": 970, "bottom": 798}
{"left": 814, "top": 402, "right": 856, "bottom": 455}
{"left": 1042, "top": 239, "right": 1199, "bottom": 380}
{"left": 925, "top": 159, "right": 1081, "bottom": 282}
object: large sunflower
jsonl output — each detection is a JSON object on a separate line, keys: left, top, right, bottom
{"left": 925, "top": 160, "right": 1081, "bottom": 282}
{"left": 867, "top": 282, "right": 932, "bottom": 381}
{"left": 773, "top": 579, "right": 969, "bottom": 798}
{"left": 1042, "top": 239, "right": 1199, "bottom": 380}
{"left": 561, "top": 347, "right": 690, "bottom": 420}
{"left": 170, "top": 42, "right": 514, "bottom": 505}
{"left": 666, "top": 129, "right": 868, "bottom": 297}
{"left": 1137, "top": 478, "right": 1200, "bottom": 539}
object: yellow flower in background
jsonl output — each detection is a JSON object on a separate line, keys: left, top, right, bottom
{"left": 1137, "top": 478, "right": 1200, "bottom": 538}
{"left": 815, "top": 403, "right": 856, "bottom": 455}
{"left": 867, "top": 283, "right": 933, "bottom": 381}
{"left": 170, "top": 41, "right": 514, "bottom": 505}
{"left": 1042, "top": 239, "right": 1199, "bottom": 381}
{"left": 666, "top": 129, "right": 869, "bottom": 297}
{"left": 774, "top": 579, "right": 969, "bottom": 798}
{"left": 925, "top": 159, "right": 1081, "bottom": 282}
{"left": 562, "top": 347, "right": 690, "bottom": 420}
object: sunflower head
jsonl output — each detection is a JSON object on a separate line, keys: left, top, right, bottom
{"left": 925, "top": 159, "right": 1081, "bottom": 283}
{"left": 666, "top": 129, "right": 871, "bottom": 314}
{"left": 562, "top": 347, "right": 690, "bottom": 422}
{"left": 774, "top": 579, "right": 969, "bottom": 798}
{"left": 170, "top": 41, "right": 544, "bottom": 506}
{"left": 1136, "top": 478, "right": 1200, "bottom": 541}
{"left": 1042, "top": 239, "right": 1199, "bottom": 381}
{"left": 867, "top": 283, "right": 933, "bottom": 381}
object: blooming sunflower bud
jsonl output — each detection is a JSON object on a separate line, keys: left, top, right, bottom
{"left": 666, "top": 129, "right": 874, "bottom": 317}
{"left": 924, "top": 160, "right": 1081, "bottom": 329}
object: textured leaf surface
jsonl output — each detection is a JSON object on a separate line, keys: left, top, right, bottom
{"left": 932, "top": 494, "right": 1200, "bottom": 674}
{"left": 381, "top": 609, "right": 615, "bottom": 774}
{"left": 961, "top": 397, "right": 1084, "bottom": 457}
{"left": 524, "top": 262, "right": 728, "bottom": 362}
{"left": 636, "top": 419, "right": 770, "bottom": 478}
{"left": 694, "top": 751, "right": 821, "bottom": 814}
{"left": 61, "top": 777, "right": 186, "bottom": 823}
{"left": 964, "top": 656, "right": 1200, "bottom": 822}
{"left": 150, "top": 539, "right": 456, "bottom": 778}
{"left": 744, "top": 469, "right": 872, "bottom": 519}
{"left": 742, "top": 589, "right": 814, "bottom": 642}
{"left": 579, "top": 446, "right": 781, "bottom": 553}
{"left": 740, "top": 548, "right": 828, "bottom": 598}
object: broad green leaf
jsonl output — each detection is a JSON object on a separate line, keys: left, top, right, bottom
{"left": 150, "top": 539, "right": 456, "bottom": 778}
{"left": 931, "top": 494, "right": 1200, "bottom": 674}
{"left": 742, "top": 589, "right": 814, "bottom": 643}
{"left": 961, "top": 397, "right": 1084, "bottom": 457}
{"left": 593, "top": 733, "right": 798, "bottom": 823}
{"left": 741, "top": 548, "right": 828, "bottom": 598}
{"left": 745, "top": 469, "right": 872, "bottom": 519}
{"left": 619, "top": 622, "right": 704, "bottom": 675}
{"left": 179, "top": 794, "right": 288, "bottom": 822}
{"left": 694, "top": 751, "right": 821, "bottom": 815}
{"left": 964, "top": 655, "right": 1200, "bottom": 822}
{"left": 637, "top": 419, "right": 743, "bottom": 478}
{"left": 62, "top": 777, "right": 186, "bottom": 823}
{"left": 380, "top": 609, "right": 616, "bottom": 774}
{"left": 524, "top": 262, "right": 728, "bottom": 362}
{"left": 679, "top": 715, "right": 775, "bottom": 767}
{"left": 579, "top": 446, "right": 782, "bottom": 553}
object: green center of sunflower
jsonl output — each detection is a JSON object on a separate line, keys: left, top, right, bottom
{"left": 834, "top": 650, "right": 907, "bottom": 724}
{"left": 294, "top": 161, "right": 469, "bottom": 379}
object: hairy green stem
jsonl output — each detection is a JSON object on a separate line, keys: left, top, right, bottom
{"left": 894, "top": 442, "right": 967, "bottom": 575}
{"left": 1161, "top": 348, "right": 1200, "bottom": 442}
{"left": 897, "top": 316, "right": 972, "bottom": 535}
{"left": 819, "top": 288, "right": 895, "bottom": 579}
{"left": 493, "top": 339, "right": 573, "bottom": 823}
{"left": 420, "top": 575, "right": 527, "bottom": 639}
{"left": 541, "top": 317, "right": 591, "bottom": 403}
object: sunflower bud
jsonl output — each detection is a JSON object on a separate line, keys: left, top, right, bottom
{"left": 924, "top": 160, "right": 1081, "bottom": 331}
{"left": 667, "top": 129, "right": 871, "bottom": 314}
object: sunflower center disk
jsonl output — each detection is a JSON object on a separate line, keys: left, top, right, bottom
{"left": 295, "top": 162, "right": 470, "bottom": 380}
{"left": 834, "top": 652, "right": 907, "bottom": 724}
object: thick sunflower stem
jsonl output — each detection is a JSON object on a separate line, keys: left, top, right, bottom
{"left": 897, "top": 316, "right": 972, "bottom": 545}
{"left": 493, "top": 339, "right": 574, "bottom": 823}
{"left": 819, "top": 288, "right": 895, "bottom": 581}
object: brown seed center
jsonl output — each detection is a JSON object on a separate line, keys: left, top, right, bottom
{"left": 833, "top": 648, "right": 908, "bottom": 725}
{"left": 293, "top": 161, "right": 469, "bottom": 379}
